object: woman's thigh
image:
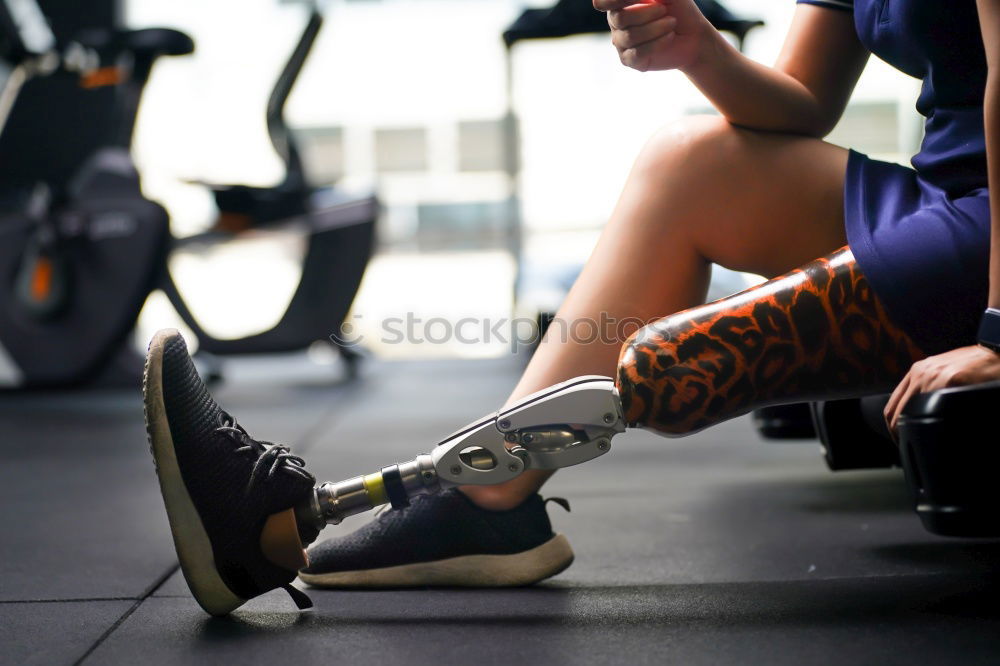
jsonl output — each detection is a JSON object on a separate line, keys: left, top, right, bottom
{"left": 620, "top": 114, "right": 851, "bottom": 279}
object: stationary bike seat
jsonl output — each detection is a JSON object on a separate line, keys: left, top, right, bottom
{"left": 898, "top": 380, "right": 1000, "bottom": 537}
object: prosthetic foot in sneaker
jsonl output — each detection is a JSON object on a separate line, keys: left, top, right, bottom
{"left": 299, "top": 489, "right": 574, "bottom": 588}
{"left": 143, "top": 329, "right": 320, "bottom": 616}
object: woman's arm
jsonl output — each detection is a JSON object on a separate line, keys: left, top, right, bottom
{"left": 594, "top": 1, "right": 870, "bottom": 136}
{"left": 981, "top": 0, "right": 1000, "bottom": 308}
{"left": 884, "top": 0, "right": 1000, "bottom": 432}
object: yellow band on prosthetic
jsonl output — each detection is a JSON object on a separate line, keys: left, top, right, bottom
{"left": 363, "top": 473, "right": 389, "bottom": 507}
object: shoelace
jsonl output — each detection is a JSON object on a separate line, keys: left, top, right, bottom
{"left": 212, "top": 412, "right": 316, "bottom": 611}
{"left": 214, "top": 412, "right": 313, "bottom": 495}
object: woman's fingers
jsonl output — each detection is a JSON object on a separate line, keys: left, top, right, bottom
{"left": 889, "top": 378, "right": 922, "bottom": 434}
{"left": 611, "top": 16, "right": 677, "bottom": 50}
{"left": 607, "top": 3, "right": 668, "bottom": 29}
{"left": 604, "top": 2, "right": 681, "bottom": 71}
{"left": 618, "top": 33, "right": 674, "bottom": 70}
{"left": 884, "top": 371, "right": 912, "bottom": 434}
{"left": 884, "top": 346, "right": 1000, "bottom": 437}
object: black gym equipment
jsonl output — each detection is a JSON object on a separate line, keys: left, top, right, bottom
{"left": 810, "top": 395, "right": 899, "bottom": 471}
{"left": 752, "top": 403, "right": 817, "bottom": 440}
{"left": 0, "top": 0, "right": 376, "bottom": 387}
{"left": 160, "top": 3, "right": 377, "bottom": 364}
{"left": 898, "top": 381, "right": 1000, "bottom": 537}
{"left": 0, "top": 0, "right": 173, "bottom": 388}
{"left": 800, "top": 385, "right": 1000, "bottom": 538}
{"left": 756, "top": 385, "right": 1000, "bottom": 538}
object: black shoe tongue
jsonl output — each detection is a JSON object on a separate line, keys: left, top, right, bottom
{"left": 293, "top": 503, "right": 322, "bottom": 547}
{"left": 282, "top": 584, "right": 313, "bottom": 610}
{"left": 297, "top": 522, "right": 321, "bottom": 548}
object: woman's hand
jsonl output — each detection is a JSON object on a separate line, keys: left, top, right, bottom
{"left": 884, "top": 345, "right": 1000, "bottom": 434}
{"left": 593, "top": 0, "right": 713, "bottom": 73}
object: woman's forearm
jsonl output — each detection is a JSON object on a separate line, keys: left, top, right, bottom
{"left": 984, "top": 76, "right": 1000, "bottom": 308}
{"left": 678, "top": 6, "right": 867, "bottom": 137}
{"left": 600, "top": 2, "right": 865, "bottom": 135}
{"left": 977, "top": 0, "right": 1000, "bottom": 307}
{"left": 682, "top": 30, "right": 836, "bottom": 136}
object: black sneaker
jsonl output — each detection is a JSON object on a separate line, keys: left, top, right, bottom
{"left": 143, "top": 329, "right": 317, "bottom": 615}
{"left": 299, "top": 489, "right": 574, "bottom": 588}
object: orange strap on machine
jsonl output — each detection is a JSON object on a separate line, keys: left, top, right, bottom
{"left": 29, "top": 256, "right": 53, "bottom": 303}
{"left": 80, "top": 66, "right": 124, "bottom": 89}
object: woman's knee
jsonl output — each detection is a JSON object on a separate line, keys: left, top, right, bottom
{"left": 633, "top": 115, "right": 743, "bottom": 177}
{"left": 624, "top": 115, "right": 755, "bottom": 249}
{"left": 630, "top": 115, "right": 849, "bottom": 276}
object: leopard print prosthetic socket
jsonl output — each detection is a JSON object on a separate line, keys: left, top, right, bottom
{"left": 616, "top": 246, "right": 925, "bottom": 436}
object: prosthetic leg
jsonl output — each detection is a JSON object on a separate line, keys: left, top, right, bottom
{"left": 297, "top": 247, "right": 925, "bottom": 527}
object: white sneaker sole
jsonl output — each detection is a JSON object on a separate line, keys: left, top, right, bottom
{"left": 298, "top": 533, "right": 574, "bottom": 588}
{"left": 144, "top": 329, "right": 245, "bottom": 616}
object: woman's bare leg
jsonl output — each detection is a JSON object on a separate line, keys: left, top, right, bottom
{"left": 462, "top": 115, "right": 866, "bottom": 509}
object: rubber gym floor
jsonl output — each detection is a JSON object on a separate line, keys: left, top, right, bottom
{"left": 3, "top": 354, "right": 1000, "bottom": 665}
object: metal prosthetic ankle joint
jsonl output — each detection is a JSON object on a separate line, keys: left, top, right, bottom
{"left": 300, "top": 376, "right": 625, "bottom": 528}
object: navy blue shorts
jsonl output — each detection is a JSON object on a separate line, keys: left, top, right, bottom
{"left": 844, "top": 149, "right": 991, "bottom": 355}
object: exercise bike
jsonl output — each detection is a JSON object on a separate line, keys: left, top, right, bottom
{"left": 159, "top": 3, "right": 377, "bottom": 365}
{"left": 0, "top": 0, "right": 176, "bottom": 388}
{"left": 0, "top": 0, "right": 375, "bottom": 388}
